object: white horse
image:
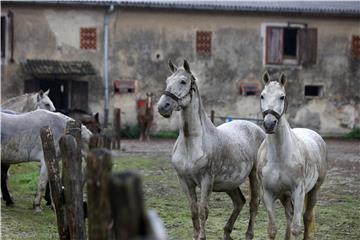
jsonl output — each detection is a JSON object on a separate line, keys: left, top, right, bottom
{"left": 1, "top": 109, "right": 92, "bottom": 212}
{"left": 257, "top": 72, "right": 327, "bottom": 240}
{"left": 157, "top": 60, "right": 265, "bottom": 240}
{"left": 1, "top": 89, "right": 56, "bottom": 112}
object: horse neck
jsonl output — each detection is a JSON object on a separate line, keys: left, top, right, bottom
{"left": 265, "top": 117, "right": 295, "bottom": 162}
{"left": 179, "top": 84, "right": 214, "bottom": 138}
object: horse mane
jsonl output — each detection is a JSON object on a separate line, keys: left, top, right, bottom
{"left": 2, "top": 93, "right": 34, "bottom": 106}
{"left": 192, "top": 81, "right": 214, "bottom": 129}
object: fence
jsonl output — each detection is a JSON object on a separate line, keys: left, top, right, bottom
{"left": 40, "top": 120, "right": 166, "bottom": 240}
{"left": 209, "top": 110, "right": 263, "bottom": 126}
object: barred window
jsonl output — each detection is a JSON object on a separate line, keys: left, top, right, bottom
{"left": 196, "top": 31, "right": 212, "bottom": 54}
{"left": 352, "top": 35, "right": 360, "bottom": 58}
{"left": 80, "top": 27, "right": 97, "bottom": 50}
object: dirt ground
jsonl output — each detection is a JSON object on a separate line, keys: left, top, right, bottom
{"left": 117, "top": 138, "right": 360, "bottom": 198}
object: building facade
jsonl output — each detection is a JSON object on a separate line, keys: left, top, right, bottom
{"left": 1, "top": 1, "right": 360, "bottom": 135}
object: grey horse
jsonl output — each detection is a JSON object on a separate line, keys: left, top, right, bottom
{"left": 257, "top": 72, "right": 327, "bottom": 240}
{"left": 1, "top": 89, "right": 56, "bottom": 112}
{"left": 157, "top": 60, "right": 265, "bottom": 240}
{"left": 1, "top": 109, "right": 92, "bottom": 212}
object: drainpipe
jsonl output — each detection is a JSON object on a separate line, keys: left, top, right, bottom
{"left": 103, "top": 5, "right": 114, "bottom": 127}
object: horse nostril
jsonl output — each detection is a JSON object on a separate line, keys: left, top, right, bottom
{"left": 273, "top": 120, "right": 277, "bottom": 124}
{"left": 164, "top": 103, "right": 170, "bottom": 109}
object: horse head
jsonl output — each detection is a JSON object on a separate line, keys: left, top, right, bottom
{"left": 80, "top": 112, "right": 102, "bottom": 134}
{"left": 157, "top": 59, "right": 196, "bottom": 118}
{"left": 146, "top": 92, "right": 154, "bottom": 109}
{"left": 260, "top": 71, "right": 288, "bottom": 134}
{"left": 36, "top": 89, "right": 56, "bottom": 112}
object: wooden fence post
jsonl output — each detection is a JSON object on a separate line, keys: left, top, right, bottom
{"left": 211, "top": 110, "right": 215, "bottom": 124}
{"left": 60, "top": 134, "right": 86, "bottom": 240}
{"left": 86, "top": 148, "right": 112, "bottom": 240}
{"left": 40, "top": 126, "right": 69, "bottom": 240}
{"left": 108, "top": 171, "right": 148, "bottom": 239}
{"left": 113, "top": 108, "right": 121, "bottom": 149}
{"left": 89, "top": 134, "right": 112, "bottom": 150}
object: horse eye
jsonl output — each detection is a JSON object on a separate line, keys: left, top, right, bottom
{"left": 180, "top": 80, "right": 186, "bottom": 85}
{"left": 280, "top": 96, "right": 285, "bottom": 100}
{"left": 45, "top": 103, "right": 50, "bottom": 107}
{"left": 260, "top": 95, "right": 264, "bottom": 99}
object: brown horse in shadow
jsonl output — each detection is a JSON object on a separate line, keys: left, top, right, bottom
{"left": 137, "top": 93, "right": 154, "bottom": 141}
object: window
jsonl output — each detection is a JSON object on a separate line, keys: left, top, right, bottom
{"left": 1, "top": 16, "right": 6, "bottom": 58}
{"left": 352, "top": 35, "right": 360, "bottom": 59}
{"left": 80, "top": 27, "right": 97, "bottom": 50}
{"left": 196, "top": 31, "right": 211, "bottom": 54}
{"left": 304, "top": 85, "right": 323, "bottom": 97}
{"left": 113, "top": 80, "right": 135, "bottom": 94}
{"left": 239, "top": 82, "right": 261, "bottom": 96}
{"left": 265, "top": 26, "right": 317, "bottom": 66}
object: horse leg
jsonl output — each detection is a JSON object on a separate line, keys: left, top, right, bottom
{"left": 179, "top": 178, "right": 200, "bottom": 240}
{"left": 33, "top": 162, "right": 48, "bottom": 212}
{"left": 245, "top": 168, "right": 261, "bottom": 240}
{"left": 280, "top": 195, "right": 293, "bottom": 240}
{"left": 198, "top": 174, "right": 213, "bottom": 240}
{"left": 263, "top": 190, "right": 277, "bottom": 240}
{"left": 1, "top": 163, "right": 14, "bottom": 206}
{"left": 291, "top": 183, "right": 306, "bottom": 237}
{"left": 303, "top": 184, "right": 320, "bottom": 240}
{"left": 223, "top": 188, "right": 246, "bottom": 240}
{"left": 146, "top": 123, "right": 151, "bottom": 142}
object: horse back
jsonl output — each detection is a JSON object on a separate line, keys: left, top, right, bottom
{"left": 292, "top": 128, "right": 327, "bottom": 181}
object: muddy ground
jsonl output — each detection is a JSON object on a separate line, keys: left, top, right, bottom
{"left": 1, "top": 138, "right": 359, "bottom": 239}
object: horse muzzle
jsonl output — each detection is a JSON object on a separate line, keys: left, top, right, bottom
{"left": 263, "top": 114, "right": 278, "bottom": 134}
{"left": 157, "top": 95, "right": 177, "bottom": 118}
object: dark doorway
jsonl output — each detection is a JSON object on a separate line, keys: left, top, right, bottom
{"left": 25, "top": 79, "right": 88, "bottom": 112}
{"left": 39, "top": 80, "right": 69, "bottom": 112}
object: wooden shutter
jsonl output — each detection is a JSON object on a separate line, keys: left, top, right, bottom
{"left": 299, "top": 28, "right": 317, "bottom": 67}
{"left": 266, "top": 27, "right": 283, "bottom": 64}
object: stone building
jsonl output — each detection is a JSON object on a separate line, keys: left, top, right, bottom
{"left": 1, "top": 1, "right": 359, "bottom": 135}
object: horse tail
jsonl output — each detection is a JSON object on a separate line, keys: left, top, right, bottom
{"left": 304, "top": 194, "right": 316, "bottom": 234}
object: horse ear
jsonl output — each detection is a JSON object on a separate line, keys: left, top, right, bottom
{"left": 183, "top": 59, "right": 191, "bottom": 73}
{"left": 279, "top": 72, "right": 287, "bottom": 86}
{"left": 262, "top": 71, "right": 270, "bottom": 85}
{"left": 44, "top": 89, "right": 50, "bottom": 95}
{"left": 168, "top": 59, "right": 177, "bottom": 73}
{"left": 37, "top": 89, "right": 44, "bottom": 100}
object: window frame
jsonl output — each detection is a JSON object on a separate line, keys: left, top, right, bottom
{"left": 304, "top": 84, "right": 324, "bottom": 99}
{"left": 261, "top": 23, "right": 305, "bottom": 67}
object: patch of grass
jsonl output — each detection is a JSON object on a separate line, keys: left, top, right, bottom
{"left": 120, "top": 125, "right": 141, "bottom": 139}
{"left": 151, "top": 130, "right": 178, "bottom": 139}
{"left": 345, "top": 128, "right": 360, "bottom": 139}
{"left": 2, "top": 156, "right": 360, "bottom": 240}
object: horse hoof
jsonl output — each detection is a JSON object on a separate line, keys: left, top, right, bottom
{"left": 245, "top": 231, "right": 254, "bottom": 240}
{"left": 6, "top": 200, "right": 14, "bottom": 206}
{"left": 291, "top": 224, "right": 303, "bottom": 236}
{"left": 223, "top": 235, "right": 233, "bottom": 240}
{"left": 34, "top": 206, "right": 42, "bottom": 213}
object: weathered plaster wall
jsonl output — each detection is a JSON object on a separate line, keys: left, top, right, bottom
{"left": 108, "top": 9, "right": 360, "bottom": 135}
{"left": 2, "top": 5, "right": 359, "bottom": 135}
{"left": 1, "top": 5, "right": 104, "bottom": 117}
